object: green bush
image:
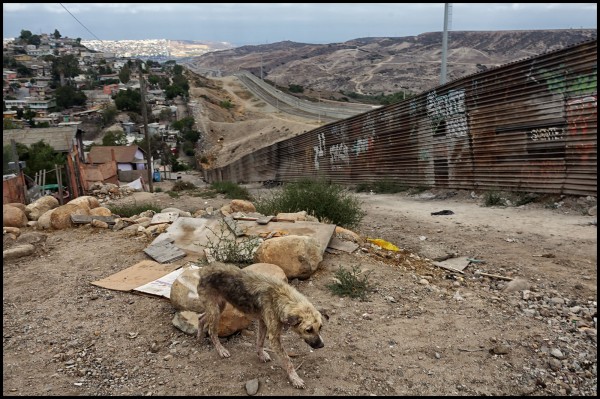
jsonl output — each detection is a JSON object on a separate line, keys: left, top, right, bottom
{"left": 254, "top": 178, "right": 365, "bottom": 229}
{"left": 210, "top": 181, "right": 252, "bottom": 200}
{"left": 483, "top": 191, "right": 505, "bottom": 207}
{"left": 326, "top": 265, "right": 374, "bottom": 301}
{"left": 107, "top": 202, "right": 161, "bottom": 218}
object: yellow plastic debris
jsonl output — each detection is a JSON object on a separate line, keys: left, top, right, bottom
{"left": 367, "top": 238, "right": 400, "bottom": 251}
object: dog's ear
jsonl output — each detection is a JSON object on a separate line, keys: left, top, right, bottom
{"left": 319, "top": 309, "right": 330, "bottom": 321}
{"left": 283, "top": 315, "right": 301, "bottom": 326}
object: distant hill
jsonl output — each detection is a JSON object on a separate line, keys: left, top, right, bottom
{"left": 188, "top": 29, "right": 597, "bottom": 96}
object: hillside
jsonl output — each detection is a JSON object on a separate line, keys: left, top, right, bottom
{"left": 188, "top": 29, "right": 597, "bottom": 97}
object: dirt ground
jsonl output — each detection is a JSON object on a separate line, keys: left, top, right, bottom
{"left": 3, "top": 178, "right": 597, "bottom": 396}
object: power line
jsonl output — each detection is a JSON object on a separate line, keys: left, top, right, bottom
{"left": 59, "top": 3, "right": 103, "bottom": 42}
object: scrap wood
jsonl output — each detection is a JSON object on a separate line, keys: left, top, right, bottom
{"left": 476, "top": 271, "right": 513, "bottom": 281}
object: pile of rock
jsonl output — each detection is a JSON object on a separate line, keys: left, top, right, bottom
{"left": 87, "top": 182, "right": 138, "bottom": 203}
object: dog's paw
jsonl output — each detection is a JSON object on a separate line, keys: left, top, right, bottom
{"left": 217, "top": 347, "right": 231, "bottom": 358}
{"left": 289, "top": 375, "right": 306, "bottom": 389}
{"left": 258, "top": 350, "right": 271, "bottom": 362}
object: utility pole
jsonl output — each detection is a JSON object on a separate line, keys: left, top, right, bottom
{"left": 138, "top": 61, "right": 153, "bottom": 192}
{"left": 440, "top": 3, "right": 451, "bottom": 85}
{"left": 260, "top": 53, "right": 263, "bottom": 80}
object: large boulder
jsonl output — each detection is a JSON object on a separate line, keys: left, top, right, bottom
{"left": 90, "top": 206, "right": 112, "bottom": 217}
{"left": 25, "top": 195, "right": 59, "bottom": 221}
{"left": 253, "top": 235, "right": 323, "bottom": 279}
{"left": 230, "top": 199, "right": 256, "bottom": 213}
{"left": 3, "top": 244, "right": 35, "bottom": 260}
{"left": 6, "top": 203, "right": 26, "bottom": 212}
{"left": 170, "top": 262, "right": 287, "bottom": 337}
{"left": 50, "top": 204, "right": 90, "bottom": 230}
{"left": 68, "top": 195, "right": 100, "bottom": 210}
{"left": 36, "top": 209, "right": 56, "bottom": 230}
{"left": 3, "top": 205, "right": 28, "bottom": 228}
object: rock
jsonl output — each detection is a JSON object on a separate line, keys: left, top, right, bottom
{"left": 90, "top": 207, "right": 112, "bottom": 217}
{"left": 3, "top": 226, "right": 21, "bottom": 237}
{"left": 67, "top": 195, "right": 100, "bottom": 210}
{"left": 16, "top": 232, "right": 47, "bottom": 246}
{"left": 3, "top": 205, "right": 28, "bottom": 227}
{"left": 91, "top": 219, "right": 109, "bottom": 229}
{"left": 548, "top": 357, "right": 562, "bottom": 371}
{"left": 25, "top": 196, "right": 59, "bottom": 221}
{"left": 3, "top": 244, "right": 35, "bottom": 260}
{"left": 588, "top": 206, "right": 597, "bottom": 216}
{"left": 36, "top": 209, "right": 56, "bottom": 230}
{"left": 230, "top": 199, "right": 256, "bottom": 213}
{"left": 6, "top": 202, "right": 26, "bottom": 212}
{"left": 275, "top": 211, "right": 308, "bottom": 221}
{"left": 193, "top": 209, "right": 207, "bottom": 218}
{"left": 244, "top": 262, "right": 288, "bottom": 282}
{"left": 503, "top": 277, "right": 530, "bottom": 292}
{"left": 253, "top": 235, "right": 323, "bottom": 279}
{"left": 145, "top": 223, "right": 169, "bottom": 237}
{"left": 50, "top": 204, "right": 90, "bottom": 230}
{"left": 418, "top": 278, "right": 429, "bottom": 285}
{"left": 245, "top": 378, "right": 259, "bottom": 395}
{"left": 335, "top": 226, "right": 362, "bottom": 243}
{"left": 550, "top": 348, "right": 565, "bottom": 359}
{"left": 160, "top": 207, "right": 191, "bottom": 217}
{"left": 491, "top": 344, "right": 510, "bottom": 355}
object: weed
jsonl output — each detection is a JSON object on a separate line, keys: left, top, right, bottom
{"left": 483, "top": 191, "right": 505, "bottom": 207}
{"left": 204, "top": 221, "right": 262, "bottom": 265}
{"left": 189, "top": 189, "right": 218, "bottom": 198}
{"left": 326, "top": 265, "right": 374, "bottom": 301}
{"left": 154, "top": 187, "right": 163, "bottom": 193}
{"left": 513, "top": 192, "right": 538, "bottom": 206}
{"left": 373, "top": 180, "right": 408, "bottom": 194}
{"left": 254, "top": 178, "right": 365, "bottom": 229}
{"left": 210, "top": 181, "right": 252, "bottom": 200}
{"left": 107, "top": 202, "right": 162, "bottom": 218}
{"left": 172, "top": 181, "right": 197, "bottom": 191}
{"left": 166, "top": 191, "right": 180, "bottom": 198}
{"left": 409, "top": 185, "right": 430, "bottom": 194}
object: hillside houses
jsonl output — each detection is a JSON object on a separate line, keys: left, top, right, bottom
{"left": 3, "top": 32, "right": 173, "bottom": 131}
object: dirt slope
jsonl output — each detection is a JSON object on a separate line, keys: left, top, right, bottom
{"left": 2, "top": 181, "right": 597, "bottom": 396}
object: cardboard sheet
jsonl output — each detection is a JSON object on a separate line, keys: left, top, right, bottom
{"left": 90, "top": 259, "right": 181, "bottom": 292}
{"left": 133, "top": 268, "right": 186, "bottom": 298}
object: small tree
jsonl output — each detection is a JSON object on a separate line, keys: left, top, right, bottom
{"left": 102, "top": 130, "right": 128, "bottom": 146}
{"left": 118, "top": 64, "right": 131, "bottom": 84}
{"left": 53, "top": 29, "right": 61, "bottom": 39}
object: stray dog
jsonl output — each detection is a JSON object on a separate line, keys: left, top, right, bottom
{"left": 194, "top": 262, "right": 327, "bottom": 389}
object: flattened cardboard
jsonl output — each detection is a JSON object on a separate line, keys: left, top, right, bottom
{"left": 90, "top": 260, "right": 181, "bottom": 292}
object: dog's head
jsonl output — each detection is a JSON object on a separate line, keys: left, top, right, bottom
{"left": 284, "top": 306, "right": 329, "bottom": 349}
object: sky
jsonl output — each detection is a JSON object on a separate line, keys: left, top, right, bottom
{"left": 3, "top": 3, "right": 597, "bottom": 46}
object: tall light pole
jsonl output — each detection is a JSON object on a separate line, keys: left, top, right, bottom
{"left": 440, "top": 3, "right": 451, "bottom": 85}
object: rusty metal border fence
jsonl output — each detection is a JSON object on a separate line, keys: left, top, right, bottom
{"left": 205, "top": 40, "right": 597, "bottom": 196}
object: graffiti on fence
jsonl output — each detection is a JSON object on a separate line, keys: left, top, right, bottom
{"left": 566, "top": 95, "right": 597, "bottom": 162}
{"left": 529, "top": 127, "right": 565, "bottom": 141}
{"left": 538, "top": 64, "right": 597, "bottom": 96}
{"left": 329, "top": 142, "right": 350, "bottom": 170}
{"left": 426, "top": 89, "right": 469, "bottom": 138}
{"left": 313, "top": 132, "right": 325, "bottom": 170}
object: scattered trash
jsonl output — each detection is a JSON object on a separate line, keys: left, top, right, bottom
{"left": 419, "top": 236, "right": 427, "bottom": 241}
{"left": 532, "top": 253, "right": 556, "bottom": 258}
{"left": 505, "top": 238, "right": 517, "bottom": 243}
{"left": 431, "top": 210, "right": 454, "bottom": 215}
{"left": 366, "top": 238, "right": 400, "bottom": 251}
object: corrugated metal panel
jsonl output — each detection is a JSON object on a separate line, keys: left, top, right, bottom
{"left": 206, "top": 40, "right": 597, "bottom": 196}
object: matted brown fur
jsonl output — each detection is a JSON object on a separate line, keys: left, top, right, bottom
{"left": 195, "top": 262, "right": 326, "bottom": 389}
